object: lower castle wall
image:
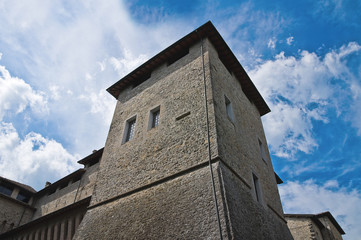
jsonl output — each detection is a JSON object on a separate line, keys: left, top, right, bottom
{"left": 0, "top": 196, "right": 34, "bottom": 233}
{"left": 218, "top": 162, "right": 294, "bottom": 240}
{"left": 31, "top": 163, "right": 99, "bottom": 220}
{"left": 74, "top": 163, "right": 227, "bottom": 239}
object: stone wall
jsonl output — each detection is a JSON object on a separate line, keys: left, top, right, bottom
{"left": 218, "top": 162, "right": 293, "bottom": 239}
{"left": 318, "top": 216, "right": 343, "bottom": 240}
{"left": 90, "top": 40, "right": 218, "bottom": 206}
{"left": 74, "top": 163, "right": 229, "bottom": 239}
{"left": 1, "top": 198, "right": 89, "bottom": 240}
{"left": 286, "top": 217, "right": 322, "bottom": 240}
{"left": 207, "top": 40, "right": 286, "bottom": 218}
{"left": 32, "top": 163, "right": 99, "bottom": 220}
{"left": 0, "top": 195, "right": 35, "bottom": 233}
{"left": 286, "top": 216, "right": 344, "bottom": 240}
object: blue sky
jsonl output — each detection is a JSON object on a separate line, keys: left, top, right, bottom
{"left": 0, "top": 0, "right": 360, "bottom": 238}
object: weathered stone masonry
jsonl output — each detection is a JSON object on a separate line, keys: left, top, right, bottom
{"left": 74, "top": 22, "right": 293, "bottom": 239}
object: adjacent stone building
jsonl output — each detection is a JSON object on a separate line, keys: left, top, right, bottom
{"left": 285, "top": 212, "right": 345, "bottom": 240}
{"left": 0, "top": 21, "right": 344, "bottom": 240}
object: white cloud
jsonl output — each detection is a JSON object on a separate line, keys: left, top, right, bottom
{"left": 0, "top": 57, "right": 48, "bottom": 120}
{"left": 249, "top": 42, "right": 361, "bottom": 158}
{"left": 216, "top": 2, "right": 288, "bottom": 68}
{"left": 0, "top": 122, "right": 78, "bottom": 190}
{"left": 280, "top": 180, "right": 361, "bottom": 240}
{"left": 109, "top": 49, "right": 149, "bottom": 77}
{"left": 0, "top": 0, "right": 191, "bottom": 160}
{"left": 267, "top": 38, "right": 277, "bottom": 49}
{"left": 79, "top": 89, "right": 115, "bottom": 124}
{"left": 286, "top": 36, "right": 294, "bottom": 45}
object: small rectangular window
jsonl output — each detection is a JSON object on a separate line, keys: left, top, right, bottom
{"left": 0, "top": 184, "right": 13, "bottom": 196}
{"left": 124, "top": 117, "right": 136, "bottom": 142}
{"left": 149, "top": 107, "right": 160, "bottom": 129}
{"left": 259, "top": 139, "right": 267, "bottom": 162}
{"left": 16, "top": 191, "right": 31, "bottom": 203}
{"left": 225, "top": 96, "right": 234, "bottom": 121}
{"left": 253, "top": 173, "right": 263, "bottom": 203}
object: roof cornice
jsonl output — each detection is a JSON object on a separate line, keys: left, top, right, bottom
{"left": 107, "top": 21, "right": 270, "bottom": 116}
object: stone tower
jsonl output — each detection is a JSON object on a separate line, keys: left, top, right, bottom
{"left": 74, "top": 21, "right": 293, "bottom": 239}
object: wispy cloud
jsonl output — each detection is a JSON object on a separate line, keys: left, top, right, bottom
{"left": 312, "top": 0, "right": 361, "bottom": 27}
{"left": 280, "top": 180, "right": 361, "bottom": 239}
{"left": 214, "top": 2, "right": 288, "bottom": 67}
{"left": 267, "top": 38, "right": 277, "bottom": 49}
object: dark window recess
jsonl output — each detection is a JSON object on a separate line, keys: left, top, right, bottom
{"left": 132, "top": 73, "right": 151, "bottom": 89}
{"left": 150, "top": 108, "right": 160, "bottom": 129}
{"left": 0, "top": 184, "right": 13, "bottom": 196}
{"left": 59, "top": 181, "right": 68, "bottom": 190}
{"left": 167, "top": 48, "right": 189, "bottom": 66}
{"left": 219, "top": 55, "right": 232, "bottom": 75}
{"left": 47, "top": 188, "right": 56, "bottom": 196}
{"left": 16, "top": 191, "right": 31, "bottom": 203}
{"left": 253, "top": 174, "right": 262, "bottom": 203}
{"left": 225, "top": 96, "right": 234, "bottom": 122}
{"left": 88, "top": 158, "right": 99, "bottom": 167}
{"left": 125, "top": 118, "right": 136, "bottom": 142}
{"left": 72, "top": 174, "right": 82, "bottom": 183}
{"left": 258, "top": 139, "right": 267, "bottom": 163}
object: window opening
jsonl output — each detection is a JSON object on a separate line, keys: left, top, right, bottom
{"left": 149, "top": 107, "right": 160, "bottom": 129}
{"left": 0, "top": 184, "right": 13, "bottom": 196}
{"left": 253, "top": 173, "right": 263, "bottom": 203}
{"left": 16, "top": 191, "right": 31, "bottom": 203}
{"left": 225, "top": 96, "right": 234, "bottom": 121}
{"left": 259, "top": 139, "right": 267, "bottom": 162}
{"left": 124, "top": 118, "right": 136, "bottom": 142}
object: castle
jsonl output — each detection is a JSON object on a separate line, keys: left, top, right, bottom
{"left": 0, "top": 21, "right": 344, "bottom": 240}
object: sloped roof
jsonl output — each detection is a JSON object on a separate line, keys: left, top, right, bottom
{"left": 107, "top": 21, "right": 270, "bottom": 116}
{"left": 77, "top": 148, "right": 103, "bottom": 165}
{"left": 0, "top": 176, "right": 36, "bottom": 193}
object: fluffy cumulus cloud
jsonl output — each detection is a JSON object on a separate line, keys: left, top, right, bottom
{"left": 249, "top": 42, "right": 361, "bottom": 158}
{"left": 0, "top": 122, "right": 78, "bottom": 189}
{"left": 280, "top": 180, "right": 361, "bottom": 240}
{"left": 0, "top": 58, "right": 78, "bottom": 190}
{"left": 0, "top": 0, "right": 191, "bottom": 158}
{"left": 0, "top": 55, "right": 47, "bottom": 120}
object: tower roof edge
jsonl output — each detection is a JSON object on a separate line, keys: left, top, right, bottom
{"left": 107, "top": 21, "right": 270, "bottom": 116}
